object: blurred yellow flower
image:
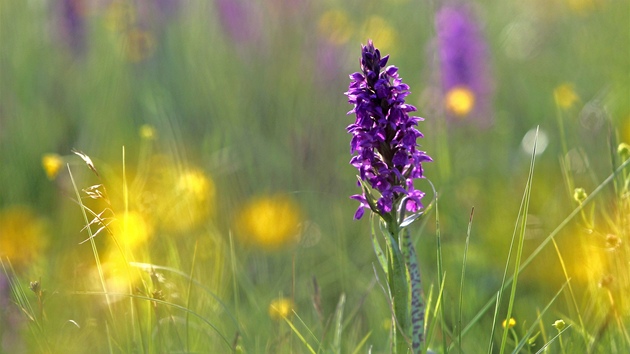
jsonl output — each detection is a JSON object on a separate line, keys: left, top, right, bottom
{"left": 237, "top": 194, "right": 302, "bottom": 250}
{"left": 359, "top": 16, "right": 397, "bottom": 55}
{"left": 445, "top": 86, "right": 475, "bottom": 117}
{"left": 621, "top": 115, "right": 630, "bottom": 145}
{"left": 42, "top": 153, "right": 64, "bottom": 180}
{"left": 139, "top": 124, "right": 156, "bottom": 140}
{"left": 554, "top": 83, "right": 579, "bottom": 109}
{"left": 318, "top": 9, "right": 353, "bottom": 45}
{"left": 90, "top": 248, "right": 143, "bottom": 303}
{"left": 268, "top": 297, "right": 294, "bottom": 320}
{"left": 110, "top": 211, "right": 153, "bottom": 250}
{"left": 502, "top": 317, "right": 516, "bottom": 329}
{"left": 124, "top": 28, "right": 156, "bottom": 62}
{"left": 104, "top": 0, "right": 136, "bottom": 33}
{"left": 158, "top": 167, "right": 216, "bottom": 233}
{"left": 566, "top": 0, "right": 602, "bottom": 15}
{"left": 0, "top": 206, "right": 48, "bottom": 267}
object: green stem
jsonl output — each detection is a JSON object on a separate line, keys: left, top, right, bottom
{"left": 384, "top": 220, "right": 410, "bottom": 353}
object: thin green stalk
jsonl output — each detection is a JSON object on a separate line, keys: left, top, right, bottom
{"left": 551, "top": 238, "right": 588, "bottom": 348}
{"left": 513, "top": 281, "right": 570, "bottom": 352}
{"left": 458, "top": 208, "right": 474, "bottom": 353}
{"left": 488, "top": 291, "right": 501, "bottom": 354}
{"left": 435, "top": 196, "right": 448, "bottom": 352}
{"left": 499, "top": 132, "right": 537, "bottom": 353}
{"left": 185, "top": 240, "right": 199, "bottom": 352}
{"left": 67, "top": 165, "right": 113, "bottom": 318}
{"left": 75, "top": 291, "right": 233, "bottom": 349}
{"left": 458, "top": 150, "right": 630, "bottom": 347}
{"left": 229, "top": 232, "right": 240, "bottom": 326}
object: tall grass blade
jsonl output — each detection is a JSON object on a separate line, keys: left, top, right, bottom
{"left": 129, "top": 261, "right": 239, "bottom": 328}
{"left": 512, "top": 280, "right": 570, "bottom": 353}
{"left": 74, "top": 291, "right": 233, "bottom": 349}
{"left": 460, "top": 141, "right": 630, "bottom": 343}
{"left": 499, "top": 127, "right": 538, "bottom": 354}
{"left": 534, "top": 325, "right": 572, "bottom": 354}
{"left": 351, "top": 331, "right": 372, "bottom": 354}
{"left": 282, "top": 314, "right": 317, "bottom": 354}
{"left": 67, "top": 164, "right": 113, "bottom": 317}
{"left": 332, "top": 293, "right": 346, "bottom": 353}
{"left": 435, "top": 195, "right": 449, "bottom": 352}
{"left": 457, "top": 207, "right": 474, "bottom": 353}
{"left": 551, "top": 238, "right": 588, "bottom": 348}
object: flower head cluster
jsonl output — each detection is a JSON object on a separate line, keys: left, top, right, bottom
{"left": 435, "top": 5, "right": 493, "bottom": 124}
{"left": 346, "top": 40, "right": 431, "bottom": 220}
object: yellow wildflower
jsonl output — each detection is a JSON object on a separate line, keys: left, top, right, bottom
{"left": 139, "top": 124, "right": 156, "bottom": 140}
{"left": 566, "top": 0, "right": 601, "bottom": 15}
{"left": 110, "top": 211, "right": 153, "bottom": 250}
{"left": 237, "top": 194, "right": 302, "bottom": 250}
{"left": 502, "top": 318, "right": 516, "bottom": 329}
{"left": 318, "top": 9, "right": 353, "bottom": 45}
{"left": 89, "top": 248, "right": 143, "bottom": 303}
{"left": 268, "top": 297, "right": 294, "bottom": 320}
{"left": 359, "top": 17, "right": 397, "bottom": 55}
{"left": 554, "top": 83, "right": 579, "bottom": 109}
{"left": 0, "top": 206, "right": 48, "bottom": 267}
{"left": 159, "top": 167, "right": 216, "bottom": 233}
{"left": 42, "top": 153, "right": 64, "bottom": 180}
{"left": 445, "top": 86, "right": 475, "bottom": 117}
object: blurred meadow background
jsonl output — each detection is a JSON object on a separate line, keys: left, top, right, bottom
{"left": 1, "top": 0, "right": 629, "bottom": 353}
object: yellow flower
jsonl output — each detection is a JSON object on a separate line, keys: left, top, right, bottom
{"left": 445, "top": 86, "right": 475, "bottom": 117}
{"left": 42, "top": 153, "right": 63, "bottom": 180}
{"left": 104, "top": 0, "right": 136, "bottom": 33}
{"left": 359, "top": 16, "right": 397, "bottom": 55}
{"left": 566, "top": 0, "right": 602, "bottom": 15}
{"left": 139, "top": 124, "right": 156, "bottom": 140}
{"left": 502, "top": 317, "right": 516, "bottom": 329}
{"left": 237, "top": 194, "right": 302, "bottom": 250}
{"left": 554, "top": 83, "right": 579, "bottom": 109}
{"left": 621, "top": 115, "right": 630, "bottom": 145}
{"left": 268, "top": 297, "right": 294, "bottom": 320}
{"left": 318, "top": 9, "right": 353, "bottom": 45}
{"left": 0, "top": 206, "right": 48, "bottom": 267}
{"left": 89, "top": 248, "right": 143, "bottom": 303}
{"left": 110, "top": 211, "right": 153, "bottom": 250}
{"left": 157, "top": 167, "right": 216, "bottom": 233}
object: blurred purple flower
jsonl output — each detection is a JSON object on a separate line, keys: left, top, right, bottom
{"left": 435, "top": 4, "right": 494, "bottom": 126}
{"left": 58, "top": 0, "right": 86, "bottom": 54}
{"left": 216, "top": 0, "right": 261, "bottom": 44}
{"left": 345, "top": 40, "right": 432, "bottom": 220}
{"left": 154, "top": 0, "right": 181, "bottom": 19}
{"left": 137, "top": 0, "right": 183, "bottom": 27}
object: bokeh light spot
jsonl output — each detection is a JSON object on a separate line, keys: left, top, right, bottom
{"left": 237, "top": 194, "right": 302, "bottom": 250}
{"left": 445, "top": 86, "right": 476, "bottom": 117}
